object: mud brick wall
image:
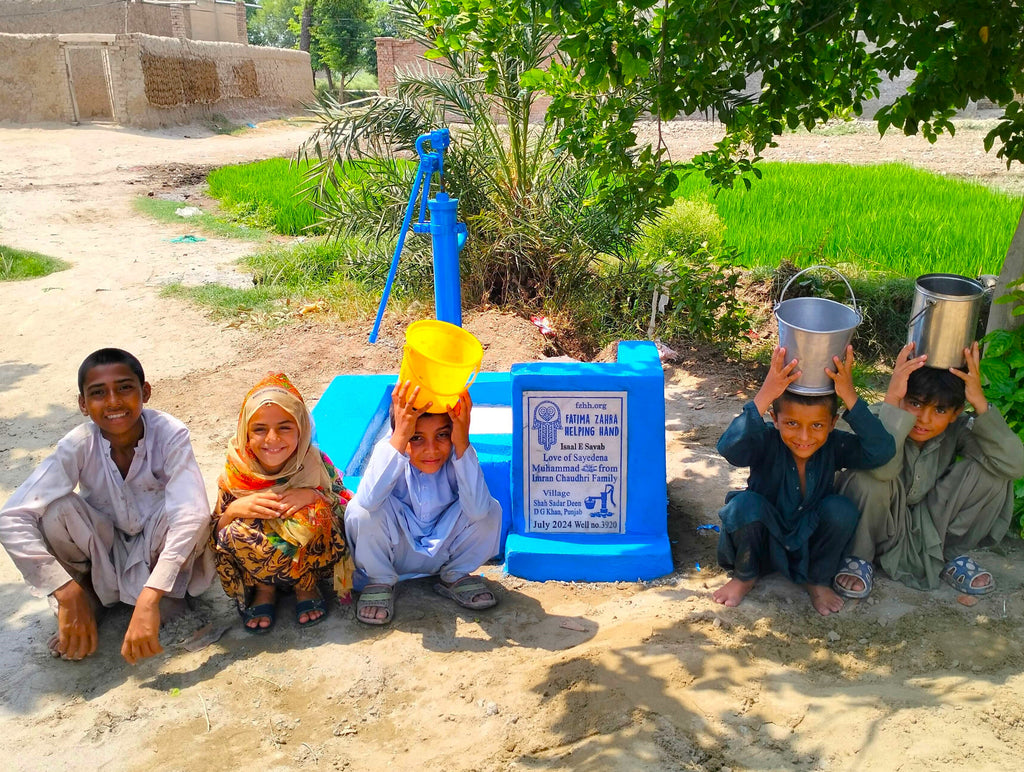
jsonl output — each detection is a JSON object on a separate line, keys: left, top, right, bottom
{"left": 0, "top": 0, "right": 176, "bottom": 36}
{"left": 374, "top": 37, "right": 550, "bottom": 122}
{"left": 0, "top": 33, "right": 74, "bottom": 122}
{"left": 113, "top": 34, "right": 312, "bottom": 127}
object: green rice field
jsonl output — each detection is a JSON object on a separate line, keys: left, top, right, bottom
{"left": 207, "top": 158, "right": 324, "bottom": 235}
{"left": 675, "top": 162, "right": 1023, "bottom": 276}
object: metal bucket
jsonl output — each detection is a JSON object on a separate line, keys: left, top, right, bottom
{"left": 907, "top": 274, "right": 987, "bottom": 369}
{"left": 775, "top": 266, "right": 862, "bottom": 395}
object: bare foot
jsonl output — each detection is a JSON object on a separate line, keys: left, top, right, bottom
{"left": 713, "top": 577, "right": 756, "bottom": 607}
{"left": 46, "top": 632, "right": 95, "bottom": 660}
{"left": 807, "top": 584, "right": 845, "bottom": 616}
{"left": 246, "top": 584, "right": 276, "bottom": 630}
{"left": 834, "top": 573, "right": 865, "bottom": 594}
{"left": 295, "top": 587, "right": 324, "bottom": 625}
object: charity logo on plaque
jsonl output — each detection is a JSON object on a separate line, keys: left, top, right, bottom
{"left": 523, "top": 391, "right": 627, "bottom": 534}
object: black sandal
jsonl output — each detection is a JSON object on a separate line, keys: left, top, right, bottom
{"left": 295, "top": 596, "right": 328, "bottom": 628}
{"left": 239, "top": 602, "right": 276, "bottom": 635}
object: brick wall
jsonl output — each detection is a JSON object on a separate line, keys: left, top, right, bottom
{"left": 0, "top": 33, "right": 74, "bottom": 122}
{"left": 374, "top": 36, "right": 550, "bottom": 122}
{"left": 0, "top": 0, "right": 175, "bottom": 36}
{"left": 169, "top": 5, "right": 187, "bottom": 39}
{"left": 0, "top": 31, "right": 313, "bottom": 127}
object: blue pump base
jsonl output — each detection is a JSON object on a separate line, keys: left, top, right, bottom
{"left": 503, "top": 533, "right": 673, "bottom": 582}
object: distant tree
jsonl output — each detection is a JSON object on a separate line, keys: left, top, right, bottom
{"left": 290, "top": 0, "right": 375, "bottom": 94}
{"left": 422, "top": 0, "right": 1024, "bottom": 328}
{"left": 312, "top": 0, "right": 374, "bottom": 92}
{"left": 247, "top": 0, "right": 298, "bottom": 48}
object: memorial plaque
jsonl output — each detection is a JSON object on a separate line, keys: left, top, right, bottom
{"left": 523, "top": 391, "right": 627, "bottom": 534}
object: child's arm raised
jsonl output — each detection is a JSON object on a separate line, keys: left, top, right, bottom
{"left": 448, "top": 391, "right": 500, "bottom": 522}
{"left": 390, "top": 380, "right": 430, "bottom": 453}
{"left": 951, "top": 342, "right": 1024, "bottom": 479}
{"left": 352, "top": 381, "right": 423, "bottom": 512}
{"left": 830, "top": 349, "right": 897, "bottom": 471}
{"left": 447, "top": 390, "right": 472, "bottom": 460}
{"left": 950, "top": 342, "right": 988, "bottom": 415}
{"left": 826, "top": 344, "right": 860, "bottom": 411}
{"left": 752, "top": 345, "right": 801, "bottom": 415}
{"left": 884, "top": 342, "right": 928, "bottom": 407}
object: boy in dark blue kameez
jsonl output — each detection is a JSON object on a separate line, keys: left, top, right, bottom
{"left": 713, "top": 345, "right": 895, "bottom": 615}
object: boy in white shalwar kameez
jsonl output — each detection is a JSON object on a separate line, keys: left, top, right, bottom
{"left": 345, "top": 382, "right": 502, "bottom": 625}
{"left": 0, "top": 348, "right": 214, "bottom": 663}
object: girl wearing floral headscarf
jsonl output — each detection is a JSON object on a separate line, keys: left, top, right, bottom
{"left": 211, "top": 373, "right": 353, "bottom": 633}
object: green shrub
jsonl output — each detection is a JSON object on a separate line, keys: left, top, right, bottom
{"left": 636, "top": 198, "right": 724, "bottom": 260}
{"left": 980, "top": 277, "right": 1024, "bottom": 534}
{"left": 576, "top": 245, "right": 751, "bottom": 351}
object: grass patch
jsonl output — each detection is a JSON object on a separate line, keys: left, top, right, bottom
{"left": 207, "top": 158, "right": 324, "bottom": 235}
{"left": 163, "top": 235, "right": 404, "bottom": 326}
{"left": 205, "top": 158, "right": 414, "bottom": 237}
{"left": 163, "top": 274, "right": 389, "bottom": 327}
{"left": 0, "top": 244, "right": 69, "bottom": 281}
{"left": 675, "top": 162, "right": 1023, "bottom": 276}
{"left": 205, "top": 113, "right": 250, "bottom": 135}
{"left": 133, "top": 197, "right": 267, "bottom": 241}
{"left": 346, "top": 70, "right": 379, "bottom": 90}
{"left": 161, "top": 282, "right": 291, "bottom": 322}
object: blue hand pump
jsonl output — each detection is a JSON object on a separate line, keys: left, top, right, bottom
{"left": 368, "top": 128, "right": 468, "bottom": 343}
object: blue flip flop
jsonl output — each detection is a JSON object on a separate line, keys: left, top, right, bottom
{"left": 942, "top": 555, "right": 995, "bottom": 596}
{"left": 833, "top": 557, "right": 874, "bottom": 599}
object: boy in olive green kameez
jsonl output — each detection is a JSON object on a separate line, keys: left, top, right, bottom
{"left": 834, "top": 342, "right": 1024, "bottom": 598}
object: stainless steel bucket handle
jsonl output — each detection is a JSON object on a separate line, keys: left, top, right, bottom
{"left": 776, "top": 264, "right": 859, "bottom": 316}
{"left": 906, "top": 299, "right": 937, "bottom": 328}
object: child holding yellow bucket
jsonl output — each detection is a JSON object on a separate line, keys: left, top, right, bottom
{"left": 345, "top": 322, "right": 502, "bottom": 625}
{"left": 713, "top": 345, "right": 896, "bottom": 616}
{"left": 834, "top": 342, "right": 1024, "bottom": 598}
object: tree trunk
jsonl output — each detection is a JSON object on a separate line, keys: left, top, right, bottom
{"left": 987, "top": 205, "right": 1024, "bottom": 335}
{"left": 299, "top": 0, "right": 313, "bottom": 52}
{"left": 325, "top": 67, "right": 335, "bottom": 95}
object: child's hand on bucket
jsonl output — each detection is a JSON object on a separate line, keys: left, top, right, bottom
{"left": 826, "top": 344, "right": 860, "bottom": 410}
{"left": 884, "top": 342, "right": 928, "bottom": 407}
{"left": 753, "top": 346, "right": 801, "bottom": 415}
{"left": 390, "top": 379, "right": 431, "bottom": 452}
{"left": 950, "top": 341, "right": 988, "bottom": 415}
{"left": 448, "top": 390, "right": 472, "bottom": 459}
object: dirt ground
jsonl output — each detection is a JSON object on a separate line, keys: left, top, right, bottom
{"left": 2, "top": 117, "right": 1024, "bottom": 772}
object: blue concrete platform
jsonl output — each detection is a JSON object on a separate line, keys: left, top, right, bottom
{"left": 312, "top": 341, "right": 673, "bottom": 583}
{"left": 506, "top": 341, "right": 673, "bottom": 581}
{"left": 312, "top": 372, "right": 514, "bottom": 550}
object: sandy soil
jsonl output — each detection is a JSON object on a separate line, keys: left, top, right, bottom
{"left": 2, "top": 118, "right": 1024, "bottom": 772}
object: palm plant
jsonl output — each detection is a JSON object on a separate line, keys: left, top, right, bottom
{"left": 298, "top": 0, "right": 646, "bottom": 306}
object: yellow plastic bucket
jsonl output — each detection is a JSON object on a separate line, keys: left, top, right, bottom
{"left": 398, "top": 320, "right": 484, "bottom": 413}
